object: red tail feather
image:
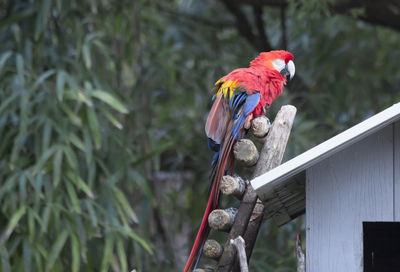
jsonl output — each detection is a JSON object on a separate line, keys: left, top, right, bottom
{"left": 184, "top": 128, "right": 235, "bottom": 272}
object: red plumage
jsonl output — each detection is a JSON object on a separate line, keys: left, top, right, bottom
{"left": 184, "top": 50, "right": 294, "bottom": 272}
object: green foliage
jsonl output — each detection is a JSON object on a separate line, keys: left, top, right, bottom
{"left": 0, "top": 1, "right": 153, "bottom": 271}
{"left": 1, "top": 0, "right": 400, "bottom": 271}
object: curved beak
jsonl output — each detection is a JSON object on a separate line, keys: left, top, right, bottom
{"left": 280, "top": 60, "right": 295, "bottom": 80}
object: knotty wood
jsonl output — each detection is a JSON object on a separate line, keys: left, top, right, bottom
{"left": 217, "top": 105, "right": 297, "bottom": 272}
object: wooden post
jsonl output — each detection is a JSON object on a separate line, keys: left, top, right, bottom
{"left": 230, "top": 236, "right": 248, "bottom": 272}
{"left": 296, "top": 233, "right": 305, "bottom": 272}
{"left": 216, "top": 105, "right": 297, "bottom": 272}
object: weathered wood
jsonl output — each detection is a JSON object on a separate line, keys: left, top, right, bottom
{"left": 220, "top": 175, "right": 246, "bottom": 198}
{"left": 242, "top": 201, "right": 264, "bottom": 260}
{"left": 233, "top": 139, "right": 259, "bottom": 166}
{"left": 217, "top": 105, "right": 297, "bottom": 272}
{"left": 230, "top": 236, "right": 248, "bottom": 272}
{"left": 306, "top": 125, "right": 393, "bottom": 272}
{"left": 194, "top": 268, "right": 214, "bottom": 272}
{"left": 208, "top": 208, "right": 238, "bottom": 232}
{"left": 242, "top": 105, "right": 297, "bottom": 264}
{"left": 250, "top": 115, "right": 271, "bottom": 139}
{"left": 203, "top": 239, "right": 223, "bottom": 260}
{"left": 395, "top": 121, "right": 400, "bottom": 221}
{"left": 296, "top": 233, "right": 305, "bottom": 272}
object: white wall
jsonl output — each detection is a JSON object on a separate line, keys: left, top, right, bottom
{"left": 306, "top": 124, "right": 395, "bottom": 272}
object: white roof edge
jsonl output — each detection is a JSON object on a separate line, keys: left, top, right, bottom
{"left": 252, "top": 102, "right": 400, "bottom": 194}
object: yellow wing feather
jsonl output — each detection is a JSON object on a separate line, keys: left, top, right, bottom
{"left": 213, "top": 79, "right": 239, "bottom": 99}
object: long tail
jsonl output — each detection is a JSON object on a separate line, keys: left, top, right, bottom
{"left": 183, "top": 131, "right": 235, "bottom": 272}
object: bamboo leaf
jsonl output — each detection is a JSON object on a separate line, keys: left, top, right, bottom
{"left": 99, "top": 106, "right": 123, "bottom": 129}
{"left": 0, "top": 51, "right": 12, "bottom": 72}
{"left": 118, "top": 228, "right": 153, "bottom": 254}
{"left": 65, "top": 182, "right": 81, "bottom": 214}
{"left": 0, "top": 245, "right": 11, "bottom": 272}
{"left": 84, "top": 200, "right": 98, "bottom": 226}
{"left": 116, "top": 238, "right": 127, "bottom": 272}
{"left": 23, "top": 239, "right": 32, "bottom": 272}
{"left": 66, "top": 171, "right": 94, "bottom": 199}
{"left": 70, "top": 233, "right": 80, "bottom": 272}
{"left": 59, "top": 103, "right": 82, "bottom": 127}
{"left": 42, "top": 120, "right": 52, "bottom": 151}
{"left": 63, "top": 145, "right": 78, "bottom": 170}
{"left": 83, "top": 128, "right": 93, "bottom": 165}
{"left": 100, "top": 235, "right": 114, "bottom": 272}
{"left": 91, "top": 90, "right": 128, "bottom": 114}
{"left": 68, "top": 132, "right": 85, "bottom": 151}
{"left": 82, "top": 42, "right": 91, "bottom": 69}
{"left": 53, "top": 148, "right": 63, "bottom": 187}
{"left": 34, "top": 0, "right": 52, "bottom": 40}
{"left": 16, "top": 54, "right": 25, "bottom": 85}
{"left": 34, "top": 251, "right": 43, "bottom": 272}
{"left": 2, "top": 206, "right": 26, "bottom": 242}
{"left": 128, "top": 170, "right": 155, "bottom": 204}
{"left": 113, "top": 187, "right": 139, "bottom": 223}
{"left": 86, "top": 106, "right": 101, "bottom": 149}
{"left": 131, "top": 142, "right": 172, "bottom": 167}
{"left": 40, "top": 206, "right": 51, "bottom": 234}
{"left": 32, "top": 146, "right": 56, "bottom": 175}
{"left": 45, "top": 230, "right": 68, "bottom": 271}
{"left": 32, "top": 70, "right": 55, "bottom": 91}
{"left": 56, "top": 70, "right": 66, "bottom": 101}
{"left": 0, "top": 91, "right": 18, "bottom": 115}
{"left": 27, "top": 208, "right": 35, "bottom": 242}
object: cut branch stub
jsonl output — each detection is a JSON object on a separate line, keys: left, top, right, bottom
{"left": 220, "top": 175, "right": 246, "bottom": 198}
{"left": 208, "top": 208, "right": 238, "bottom": 232}
{"left": 203, "top": 239, "right": 224, "bottom": 260}
{"left": 250, "top": 115, "right": 271, "bottom": 139}
{"left": 233, "top": 139, "right": 259, "bottom": 166}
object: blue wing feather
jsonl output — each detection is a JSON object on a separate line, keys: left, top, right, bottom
{"left": 232, "top": 93, "right": 260, "bottom": 138}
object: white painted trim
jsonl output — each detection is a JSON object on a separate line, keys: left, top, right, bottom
{"left": 252, "top": 103, "right": 400, "bottom": 198}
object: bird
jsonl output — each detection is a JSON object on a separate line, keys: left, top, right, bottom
{"left": 183, "top": 50, "right": 295, "bottom": 272}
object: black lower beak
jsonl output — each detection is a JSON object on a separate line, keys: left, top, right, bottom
{"left": 280, "top": 66, "right": 290, "bottom": 77}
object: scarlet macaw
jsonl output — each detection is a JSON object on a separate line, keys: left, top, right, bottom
{"left": 184, "top": 50, "right": 295, "bottom": 272}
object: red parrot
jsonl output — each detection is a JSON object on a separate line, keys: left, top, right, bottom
{"left": 184, "top": 50, "right": 295, "bottom": 272}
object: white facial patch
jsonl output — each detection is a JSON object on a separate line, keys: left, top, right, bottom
{"left": 272, "top": 59, "right": 285, "bottom": 72}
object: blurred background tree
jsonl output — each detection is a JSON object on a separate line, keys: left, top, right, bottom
{"left": 1, "top": 0, "right": 400, "bottom": 271}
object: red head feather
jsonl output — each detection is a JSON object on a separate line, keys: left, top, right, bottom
{"left": 250, "top": 50, "right": 294, "bottom": 68}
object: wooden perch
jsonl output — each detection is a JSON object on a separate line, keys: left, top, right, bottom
{"left": 230, "top": 236, "right": 248, "bottom": 272}
{"left": 194, "top": 268, "right": 214, "bottom": 272}
{"left": 203, "top": 239, "right": 224, "bottom": 260}
{"left": 217, "top": 105, "right": 297, "bottom": 272}
{"left": 220, "top": 175, "right": 246, "bottom": 198}
{"left": 208, "top": 208, "right": 237, "bottom": 232}
{"left": 233, "top": 139, "right": 259, "bottom": 166}
{"left": 296, "top": 233, "right": 305, "bottom": 272}
{"left": 250, "top": 115, "right": 271, "bottom": 139}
